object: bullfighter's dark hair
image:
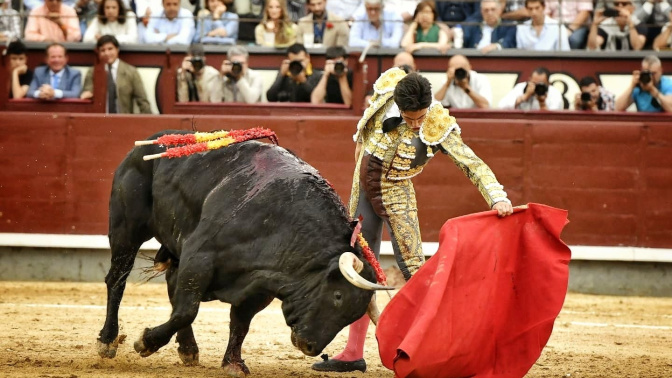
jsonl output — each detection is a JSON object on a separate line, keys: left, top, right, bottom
{"left": 533, "top": 66, "right": 551, "bottom": 79}
{"left": 287, "top": 43, "right": 307, "bottom": 56}
{"left": 98, "top": 0, "right": 127, "bottom": 24}
{"left": 45, "top": 42, "right": 67, "bottom": 56}
{"left": 578, "top": 76, "right": 597, "bottom": 88}
{"left": 97, "top": 35, "right": 120, "bottom": 49}
{"left": 326, "top": 46, "right": 347, "bottom": 60}
{"left": 393, "top": 73, "right": 432, "bottom": 112}
{"left": 525, "top": 0, "right": 544, "bottom": 7}
{"left": 6, "top": 39, "right": 26, "bottom": 55}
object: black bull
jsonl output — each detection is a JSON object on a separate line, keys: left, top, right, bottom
{"left": 97, "top": 131, "right": 389, "bottom": 375}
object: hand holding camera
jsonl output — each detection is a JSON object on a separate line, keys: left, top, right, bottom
{"left": 325, "top": 60, "right": 347, "bottom": 76}
{"left": 287, "top": 59, "right": 306, "bottom": 82}
{"left": 576, "top": 91, "right": 597, "bottom": 111}
{"left": 454, "top": 67, "right": 470, "bottom": 90}
{"left": 523, "top": 81, "right": 548, "bottom": 101}
{"left": 222, "top": 60, "right": 244, "bottom": 81}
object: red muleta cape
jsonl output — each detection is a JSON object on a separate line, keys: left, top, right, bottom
{"left": 376, "top": 203, "right": 571, "bottom": 378}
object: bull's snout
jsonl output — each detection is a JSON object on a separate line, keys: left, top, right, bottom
{"left": 290, "top": 330, "right": 319, "bottom": 357}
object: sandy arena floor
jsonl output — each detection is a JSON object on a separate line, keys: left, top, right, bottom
{"left": 0, "top": 281, "right": 670, "bottom": 378}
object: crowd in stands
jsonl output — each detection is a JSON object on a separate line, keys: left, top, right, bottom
{"left": 2, "top": 0, "right": 672, "bottom": 112}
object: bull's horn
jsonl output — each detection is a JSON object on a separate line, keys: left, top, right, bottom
{"left": 339, "top": 252, "right": 394, "bottom": 291}
{"left": 367, "top": 295, "right": 381, "bottom": 326}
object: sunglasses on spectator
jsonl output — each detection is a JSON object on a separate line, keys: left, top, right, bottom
{"left": 613, "top": 2, "right": 631, "bottom": 6}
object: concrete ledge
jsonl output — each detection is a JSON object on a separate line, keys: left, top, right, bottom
{"left": 2, "top": 233, "right": 672, "bottom": 263}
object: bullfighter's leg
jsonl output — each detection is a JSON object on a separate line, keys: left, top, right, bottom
{"left": 134, "top": 248, "right": 214, "bottom": 357}
{"left": 222, "top": 294, "right": 274, "bottom": 377}
{"left": 164, "top": 256, "right": 200, "bottom": 366}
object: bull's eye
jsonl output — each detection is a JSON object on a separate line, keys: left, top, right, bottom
{"left": 333, "top": 290, "right": 343, "bottom": 307}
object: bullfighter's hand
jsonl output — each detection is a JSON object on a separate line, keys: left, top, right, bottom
{"left": 493, "top": 201, "right": 513, "bottom": 217}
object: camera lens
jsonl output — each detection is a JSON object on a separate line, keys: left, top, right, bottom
{"left": 535, "top": 83, "right": 548, "bottom": 96}
{"left": 333, "top": 62, "right": 345, "bottom": 75}
{"left": 289, "top": 60, "right": 304, "bottom": 76}
{"left": 455, "top": 68, "right": 467, "bottom": 81}
{"left": 231, "top": 61, "right": 242, "bottom": 76}
{"left": 581, "top": 92, "right": 591, "bottom": 102}
{"left": 640, "top": 70, "right": 652, "bottom": 84}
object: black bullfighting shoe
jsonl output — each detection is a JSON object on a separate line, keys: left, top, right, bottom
{"left": 311, "top": 354, "right": 367, "bottom": 373}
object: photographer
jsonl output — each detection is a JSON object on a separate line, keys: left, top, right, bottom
{"left": 587, "top": 1, "right": 646, "bottom": 51}
{"left": 220, "top": 46, "right": 264, "bottom": 103}
{"left": 267, "top": 43, "right": 322, "bottom": 103}
{"left": 310, "top": 46, "right": 352, "bottom": 106}
{"left": 498, "top": 67, "right": 563, "bottom": 110}
{"left": 574, "top": 76, "right": 615, "bottom": 111}
{"left": 434, "top": 54, "right": 492, "bottom": 109}
{"left": 615, "top": 55, "right": 672, "bottom": 112}
{"left": 177, "top": 44, "right": 222, "bottom": 103}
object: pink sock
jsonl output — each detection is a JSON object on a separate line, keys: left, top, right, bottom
{"left": 333, "top": 314, "right": 370, "bottom": 361}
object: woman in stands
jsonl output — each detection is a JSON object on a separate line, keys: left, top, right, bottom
{"left": 83, "top": 0, "right": 138, "bottom": 44}
{"left": 254, "top": 0, "right": 297, "bottom": 48}
{"left": 193, "top": 0, "right": 239, "bottom": 44}
{"left": 400, "top": 0, "right": 449, "bottom": 54}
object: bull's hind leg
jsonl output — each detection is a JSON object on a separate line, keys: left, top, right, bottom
{"left": 164, "top": 257, "right": 200, "bottom": 366}
{"left": 222, "top": 295, "right": 274, "bottom": 377}
{"left": 134, "top": 248, "right": 213, "bottom": 358}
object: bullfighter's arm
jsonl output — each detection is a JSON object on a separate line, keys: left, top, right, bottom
{"left": 439, "top": 131, "right": 510, "bottom": 209}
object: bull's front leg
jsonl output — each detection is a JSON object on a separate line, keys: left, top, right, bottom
{"left": 222, "top": 295, "right": 274, "bottom": 377}
{"left": 134, "top": 252, "right": 213, "bottom": 358}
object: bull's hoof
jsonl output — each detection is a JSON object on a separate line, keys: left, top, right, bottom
{"left": 97, "top": 334, "right": 127, "bottom": 359}
{"left": 222, "top": 357, "right": 250, "bottom": 377}
{"left": 133, "top": 330, "right": 155, "bottom": 358}
{"left": 178, "top": 349, "right": 200, "bottom": 366}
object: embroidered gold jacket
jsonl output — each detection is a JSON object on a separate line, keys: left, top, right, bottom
{"left": 353, "top": 68, "right": 510, "bottom": 209}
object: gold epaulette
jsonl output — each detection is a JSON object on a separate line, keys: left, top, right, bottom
{"left": 353, "top": 68, "right": 408, "bottom": 142}
{"left": 419, "top": 101, "right": 460, "bottom": 146}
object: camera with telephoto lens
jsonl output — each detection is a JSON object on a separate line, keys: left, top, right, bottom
{"left": 231, "top": 61, "right": 243, "bottom": 76}
{"left": 333, "top": 61, "right": 345, "bottom": 75}
{"left": 454, "top": 67, "right": 468, "bottom": 81}
{"left": 581, "top": 92, "right": 592, "bottom": 102}
{"left": 603, "top": 8, "right": 620, "bottom": 17}
{"left": 534, "top": 82, "right": 548, "bottom": 96}
{"left": 189, "top": 56, "right": 204, "bottom": 72}
{"left": 289, "top": 60, "right": 304, "bottom": 76}
{"left": 639, "top": 70, "right": 652, "bottom": 85}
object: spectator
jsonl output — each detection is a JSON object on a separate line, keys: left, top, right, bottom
{"left": 28, "top": 43, "right": 81, "bottom": 100}
{"left": 25, "top": 0, "right": 82, "bottom": 42}
{"left": 653, "top": 10, "right": 672, "bottom": 49}
{"left": 545, "top": 0, "right": 593, "bottom": 49}
{"left": 349, "top": 0, "right": 403, "bottom": 48}
{"left": 401, "top": 1, "right": 449, "bottom": 53}
{"left": 255, "top": 0, "right": 298, "bottom": 47}
{"left": 74, "top": 0, "right": 100, "bottom": 37}
{"left": 434, "top": 54, "right": 492, "bottom": 109}
{"left": 177, "top": 43, "right": 222, "bottom": 102}
{"left": 311, "top": 45, "right": 352, "bottom": 105}
{"left": 326, "top": 0, "right": 362, "bottom": 22}
{"left": 392, "top": 51, "right": 416, "bottom": 73}
{"left": 462, "top": 0, "right": 517, "bottom": 53}
{"left": 615, "top": 55, "right": 672, "bottom": 112}
{"left": 631, "top": 0, "right": 670, "bottom": 48}
{"left": 144, "top": 0, "right": 195, "bottom": 45}
{"left": 573, "top": 76, "right": 615, "bottom": 111}
{"left": 235, "top": 0, "right": 264, "bottom": 43}
{"left": 80, "top": 35, "right": 151, "bottom": 113}
{"left": 266, "top": 43, "right": 321, "bottom": 102}
{"left": 220, "top": 45, "right": 264, "bottom": 103}
{"left": 0, "top": 0, "right": 21, "bottom": 42}
{"left": 516, "top": 0, "right": 569, "bottom": 51}
{"left": 386, "top": 0, "right": 422, "bottom": 23}
{"left": 194, "top": 0, "right": 239, "bottom": 44}
{"left": 501, "top": 0, "right": 529, "bottom": 21}
{"left": 436, "top": 0, "right": 479, "bottom": 25}
{"left": 297, "top": 0, "right": 349, "bottom": 47}
{"left": 83, "top": 0, "right": 138, "bottom": 44}
{"left": 135, "top": 0, "right": 164, "bottom": 43}
{"left": 6, "top": 40, "right": 33, "bottom": 99}
{"left": 588, "top": 1, "right": 646, "bottom": 51}
{"left": 498, "top": 67, "right": 563, "bottom": 110}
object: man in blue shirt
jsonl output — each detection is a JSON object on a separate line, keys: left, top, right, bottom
{"left": 462, "top": 0, "right": 517, "bottom": 53}
{"left": 349, "top": 0, "right": 403, "bottom": 48}
{"left": 516, "top": 0, "right": 570, "bottom": 51}
{"left": 144, "top": 0, "right": 195, "bottom": 45}
{"left": 615, "top": 55, "right": 672, "bottom": 112}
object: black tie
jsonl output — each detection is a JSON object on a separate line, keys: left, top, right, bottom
{"left": 107, "top": 65, "right": 117, "bottom": 114}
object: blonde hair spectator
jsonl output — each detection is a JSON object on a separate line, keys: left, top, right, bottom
{"left": 255, "top": 0, "right": 298, "bottom": 47}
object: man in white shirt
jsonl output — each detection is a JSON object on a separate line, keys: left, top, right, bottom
{"left": 516, "top": 0, "right": 570, "bottom": 51}
{"left": 144, "top": 0, "right": 195, "bottom": 45}
{"left": 498, "top": 67, "right": 564, "bottom": 110}
{"left": 326, "top": 0, "right": 362, "bottom": 21}
{"left": 220, "top": 46, "right": 265, "bottom": 103}
{"left": 434, "top": 54, "right": 492, "bottom": 109}
{"left": 349, "top": 0, "right": 404, "bottom": 48}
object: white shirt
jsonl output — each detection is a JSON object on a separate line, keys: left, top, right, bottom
{"left": 439, "top": 70, "right": 493, "bottom": 109}
{"left": 516, "top": 16, "right": 570, "bottom": 51}
{"left": 326, "top": 0, "right": 362, "bottom": 20}
{"left": 498, "top": 81, "right": 564, "bottom": 110}
{"left": 83, "top": 12, "right": 139, "bottom": 44}
{"left": 476, "top": 24, "right": 494, "bottom": 49}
